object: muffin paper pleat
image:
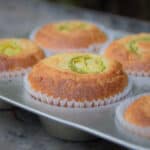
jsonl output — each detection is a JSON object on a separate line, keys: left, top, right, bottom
{"left": 116, "top": 93, "right": 150, "bottom": 138}
{"left": 127, "top": 70, "right": 150, "bottom": 77}
{"left": 0, "top": 68, "right": 31, "bottom": 80}
{"left": 24, "top": 74, "right": 133, "bottom": 108}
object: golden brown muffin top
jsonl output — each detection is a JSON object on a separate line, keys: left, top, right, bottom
{"left": 43, "top": 53, "right": 107, "bottom": 74}
{"left": 106, "top": 33, "right": 150, "bottom": 58}
{"left": 40, "top": 20, "right": 101, "bottom": 34}
{"left": 117, "top": 33, "right": 150, "bottom": 54}
{"left": 105, "top": 33, "right": 150, "bottom": 73}
{"left": 0, "top": 38, "right": 45, "bottom": 72}
{"left": 0, "top": 38, "right": 41, "bottom": 57}
{"left": 34, "top": 20, "right": 107, "bottom": 50}
{"left": 55, "top": 21, "right": 93, "bottom": 32}
{"left": 124, "top": 95, "right": 150, "bottom": 127}
{"left": 28, "top": 53, "right": 127, "bottom": 101}
{"left": 39, "top": 53, "right": 122, "bottom": 76}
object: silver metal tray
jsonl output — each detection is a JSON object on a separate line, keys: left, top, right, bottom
{"left": 0, "top": 78, "right": 150, "bottom": 150}
{"left": 40, "top": 116, "right": 97, "bottom": 141}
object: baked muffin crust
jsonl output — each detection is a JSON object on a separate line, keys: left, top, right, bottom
{"left": 124, "top": 95, "right": 150, "bottom": 127}
{"left": 28, "top": 53, "right": 128, "bottom": 101}
{"left": 105, "top": 33, "right": 150, "bottom": 74}
{"left": 34, "top": 20, "right": 107, "bottom": 51}
{"left": 0, "top": 38, "right": 45, "bottom": 72}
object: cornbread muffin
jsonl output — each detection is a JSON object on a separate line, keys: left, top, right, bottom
{"left": 0, "top": 38, "right": 45, "bottom": 78}
{"left": 105, "top": 33, "right": 150, "bottom": 75}
{"left": 26, "top": 53, "right": 131, "bottom": 108}
{"left": 32, "top": 20, "right": 107, "bottom": 53}
{"left": 116, "top": 94, "right": 150, "bottom": 137}
{"left": 124, "top": 95, "right": 150, "bottom": 127}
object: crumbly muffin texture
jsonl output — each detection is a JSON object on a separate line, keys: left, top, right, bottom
{"left": 124, "top": 95, "right": 150, "bottom": 127}
{"left": 105, "top": 33, "right": 150, "bottom": 74}
{"left": 28, "top": 53, "right": 128, "bottom": 101}
{"left": 0, "top": 40, "right": 22, "bottom": 56}
{"left": 34, "top": 20, "right": 107, "bottom": 51}
{"left": 55, "top": 21, "right": 92, "bottom": 32}
{"left": 0, "top": 38, "right": 45, "bottom": 72}
{"left": 43, "top": 53, "right": 107, "bottom": 74}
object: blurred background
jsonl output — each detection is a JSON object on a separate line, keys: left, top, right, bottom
{"left": 1, "top": 0, "right": 150, "bottom": 38}
{"left": 50, "top": 0, "right": 150, "bottom": 21}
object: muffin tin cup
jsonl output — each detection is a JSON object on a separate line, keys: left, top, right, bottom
{"left": 127, "top": 71, "right": 150, "bottom": 94}
{"left": 24, "top": 74, "right": 133, "bottom": 108}
{"left": 40, "top": 116, "right": 97, "bottom": 141}
{"left": 29, "top": 23, "right": 114, "bottom": 56}
{"left": 116, "top": 93, "right": 150, "bottom": 138}
{"left": 0, "top": 68, "right": 31, "bottom": 81}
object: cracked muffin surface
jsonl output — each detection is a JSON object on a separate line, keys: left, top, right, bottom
{"left": 28, "top": 53, "right": 128, "bottom": 101}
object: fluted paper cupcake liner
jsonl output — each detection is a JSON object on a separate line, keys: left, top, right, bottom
{"left": 127, "top": 70, "right": 150, "bottom": 77}
{"left": 116, "top": 93, "right": 150, "bottom": 138}
{"left": 24, "top": 74, "right": 132, "bottom": 108}
{"left": 0, "top": 68, "right": 31, "bottom": 80}
{"left": 29, "top": 22, "right": 114, "bottom": 56}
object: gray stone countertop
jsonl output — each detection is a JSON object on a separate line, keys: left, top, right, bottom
{"left": 0, "top": 0, "right": 150, "bottom": 149}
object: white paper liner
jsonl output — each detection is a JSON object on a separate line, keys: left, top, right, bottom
{"left": 29, "top": 22, "right": 114, "bottom": 56}
{"left": 24, "top": 74, "right": 132, "bottom": 108}
{"left": 0, "top": 68, "right": 31, "bottom": 81}
{"left": 126, "top": 70, "right": 150, "bottom": 77}
{"left": 116, "top": 93, "right": 150, "bottom": 138}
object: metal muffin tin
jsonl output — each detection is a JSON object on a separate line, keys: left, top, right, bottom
{"left": 0, "top": 74, "right": 150, "bottom": 150}
{"left": 40, "top": 117, "right": 97, "bottom": 141}
{"left": 0, "top": 29, "right": 150, "bottom": 149}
